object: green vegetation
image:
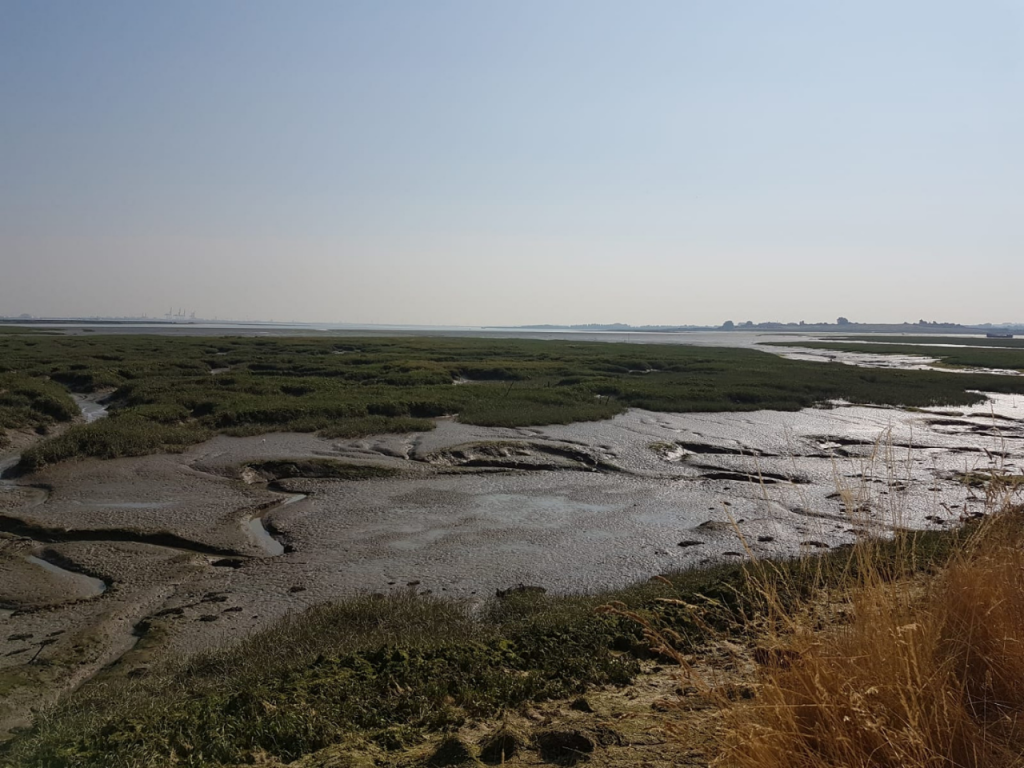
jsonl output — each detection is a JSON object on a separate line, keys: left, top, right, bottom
{"left": 768, "top": 340, "right": 1024, "bottom": 371}
{"left": 0, "top": 326, "right": 55, "bottom": 335}
{"left": 317, "top": 415, "right": 437, "bottom": 439}
{"left": 0, "top": 529, "right": 963, "bottom": 768}
{"left": 18, "top": 416, "right": 213, "bottom": 471}
{"left": 0, "top": 374, "right": 79, "bottom": 446}
{"left": 4, "top": 334, "right": 1024, "bottom": 468}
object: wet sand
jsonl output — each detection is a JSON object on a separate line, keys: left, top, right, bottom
{"left": 2, "top": 396, "right": 1023, "bottom": 733}
{"left": 776, "top": 346, "right": 1024, "bottom": 376}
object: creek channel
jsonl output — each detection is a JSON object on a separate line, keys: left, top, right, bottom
{"left": 246, "top": 488, "right": 308, "bottom": 556}
{"left": 3, "top": 395, "right": 303, "bottom": 564}
{"left": 2, "top": 396, "right": 116, "bottom": 591}
{"left": 24, "top": 555, "right": 107, "bottom": 597}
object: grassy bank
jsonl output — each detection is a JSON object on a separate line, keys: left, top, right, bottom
{"left": 717, "top": 505, "right": 1024, "bottom": 768}
{"left": 5, "top": 334, "right": 1024, "bottom": 468}
{"left": 0, "top": 327, "right": 55, "bottom": 335}
{"left": 767, "top": 340, "right": 1024, "bottom": 371}
{"left": 0, "top": 374, "right": 79, "bottom": 451}
{"left": 1, "top": 528, "right": 964, "bottom": 768}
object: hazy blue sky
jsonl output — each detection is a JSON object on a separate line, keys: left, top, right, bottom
{"left": 2, "top": 1, "right": 1021, "bottom": 325}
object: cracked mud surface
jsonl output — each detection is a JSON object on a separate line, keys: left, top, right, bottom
{"left": 2, "top": 395, "right": 1024, "bottom": 734}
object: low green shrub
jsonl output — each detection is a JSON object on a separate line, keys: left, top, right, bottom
{"left": 19, "top": 416, "right": 212, "bottom": 470}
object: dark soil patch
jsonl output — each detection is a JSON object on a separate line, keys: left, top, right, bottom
{"left": 535, "top": 730, "right": 595, "bottom": 765}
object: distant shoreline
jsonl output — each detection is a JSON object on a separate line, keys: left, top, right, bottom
{"left": 3, "top": 317, "right": 1021, "bottom": 336}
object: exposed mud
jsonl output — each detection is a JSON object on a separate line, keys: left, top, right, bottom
{"left": 423, "top": 441, "right": 622, "bottom": 473}
{"left": 247, "top": 489, "right": 308, "bottom": 556}
{"left": 26, "top": 552, "right": 107, "bottom": 599}
{"left": 1, "top": 543, "right": 108, "bottom": 610}
{"left": 691, "top": 467, "right": 810, "bottom": 485}
{"left": 0, "top": 514, "right": 246, "bottom": 556}
{"left": 775, "top": 346, "right": 1024, "bottom": 377}
{"left": 1, "top": 394, "right": 1023, "bottom": 736}
{"left": 669, "top": 441, "right": 772, "bottom": 457}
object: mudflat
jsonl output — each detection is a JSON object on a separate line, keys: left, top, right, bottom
{"left": 3, "top": 395, "right": 1023, "bottom": 734}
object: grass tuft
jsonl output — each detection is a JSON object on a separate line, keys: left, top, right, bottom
{"left": 18, "top": 416, "right": 212, "bottom": 471}
{"left": 717, "top": 506, "right": 1024, "bottom": 768}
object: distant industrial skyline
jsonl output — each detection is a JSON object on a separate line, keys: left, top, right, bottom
{"left": 2, "top": 1, "right": 1021, "bottom": 325}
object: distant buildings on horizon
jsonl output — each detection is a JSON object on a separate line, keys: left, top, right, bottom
{"left": 507, "top": 319, "right": 1024, "bottom": 333}
{"left": 2, "top": 315, "right": 1023, "bottom": 334}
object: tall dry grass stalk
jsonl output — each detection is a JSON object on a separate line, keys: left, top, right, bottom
{"left": 721, "top": 502, "right": 1024, "bottom": 768}
{"left": 620, "top": 429, "right": 1024, "bottom": 768}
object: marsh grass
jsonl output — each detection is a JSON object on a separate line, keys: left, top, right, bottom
{"left": 317, "top": 415, "right": 437, "bottom": 439}
{"left": 5, "top": 334, "right": 1024, "bottom": 468}
{"left": 0, "top": 374, "right": 78, "bottom": 437}
{"left": 0, "top": 327, "right": 54, "bottom": 335}
{"left": 18, "top": 416, "right": 213, "bottom": 471}
{"left": 0, "top": 587, "right": 649, "bottom": 766}
{"left": 2, "top": 527, "right": 965, "bottom": 768}
{"left": 714, "top": 505, "right": 1024, "bottom": 768}
{"left": 624, "top": 440, "right": 1024, "bottom": 768}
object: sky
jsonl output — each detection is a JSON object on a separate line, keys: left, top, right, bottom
{"left": 1, "top": 1, "right": 1021, "bottom": 326}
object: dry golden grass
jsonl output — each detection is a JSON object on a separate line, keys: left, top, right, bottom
{"left": 718, "top": 504, "right": 1024, "bottom": 768}
{"left": 617, "top": 429, "right": 1024, "bottom": 768}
